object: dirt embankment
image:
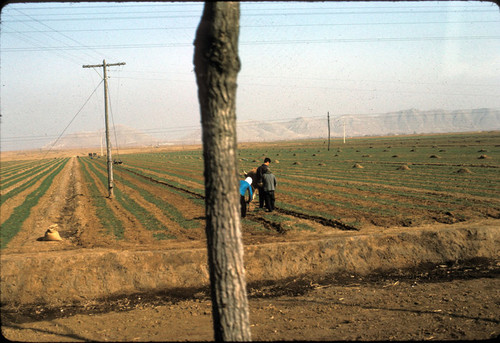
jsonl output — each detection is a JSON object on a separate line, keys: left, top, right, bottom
{"left": 1, "top": 220, "right": 499, "bottom": 308}
{"left": 1, "top": 156, "right": 499, "bottom": 308}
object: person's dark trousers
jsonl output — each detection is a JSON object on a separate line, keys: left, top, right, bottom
{"left": 264, "top": 190, "right": 275, "bottom": 212}
{"left": 240, "top": 195, "right": 247, "bottom": 217}
{"left": 258, "top": 186, "right": 265, "bottom": 208}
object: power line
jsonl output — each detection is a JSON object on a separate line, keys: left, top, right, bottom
{"left": 9, "top": 7, "right": 114, "bottom": 63}
{"left": 3, "top": 20, "right": 497, "bottom": 34}
{"left": 5, "top": 3, "right": 492, "bottom": 14}
{"left": 3, "top": 35, "right": 499, "bottom": 52}
{"left": 9, "top": 3, "right": 493, "bottom": 11}
{"left": 41, "top": 80, "right": 103, "bottom": 159}
{"left": 3, "top": 9, "right": 495, "bottom": 22}
{"left": 1, "top": 23, "right": 87, "bottom": 65}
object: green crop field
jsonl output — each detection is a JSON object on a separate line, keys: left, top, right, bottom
{"left": 113, "top": 132, "right": 500, "bottom": 230}
{"left": 1, "top": 132, "right": 499, "bottom": 249}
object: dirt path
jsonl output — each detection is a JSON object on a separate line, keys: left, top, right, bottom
{"left": 2, "top": 260, "right": 498, "bottom": 342}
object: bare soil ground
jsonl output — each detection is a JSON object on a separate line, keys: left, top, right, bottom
{"left": 2, "top": 260, "right": 499, "bottom": 341}
{"left": 1, "top": 149, "right": 499, "bottom": 341}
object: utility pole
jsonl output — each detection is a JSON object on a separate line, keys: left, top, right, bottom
{"left": 327, "top": 112, "right": 331, "bottom": 151}
{"left": 343, "top": 118, "right": 346, "bottom": 144}
{"left": 83, "top": 60, "right": 125, "bottom": 198}
{"left": 100, "top": 130, "right": 103, "bottom": 157}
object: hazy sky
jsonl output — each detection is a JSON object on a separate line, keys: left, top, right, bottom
{"left": 1, "top": 1, "right": 499, "bottom": 151}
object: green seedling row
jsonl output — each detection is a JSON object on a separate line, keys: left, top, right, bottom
{"left": 117, "top": 163, "right": 205, "bottom": 196}
{"left": 0, "top": 159, "right": 48, "bottom": 179}
{"left": 1, "top": 158, "right": 67, "bottom": 206}
{"left": 79, "top": 158, "right": 125, "bottom": 239}
{"left": 116, "top": 167, "right": 201, "bottom": 230}
{"left": 84, "top": 159, "right": 176, "bottom": 239}
{"left": 279, "top": 174, "right": 489, "bottom": 211}
{"left": 1, "top": 159, "right": 61, "bottom": 191}
{"left": 0, "top": 158, "right": 69, "bottom": 249}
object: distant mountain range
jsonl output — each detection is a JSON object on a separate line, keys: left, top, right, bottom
{"left": 46, "top": 108, "right": 500, "bottom": 149}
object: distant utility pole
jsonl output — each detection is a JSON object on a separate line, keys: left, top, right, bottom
{"left": 343, "top": 118, "right": 346, "bottom": 144}
{"left": 83, "top": 60, "right": 125, "bottom": 198}
{"left": 327, "top": 112, "right": 331, "bottom": 151}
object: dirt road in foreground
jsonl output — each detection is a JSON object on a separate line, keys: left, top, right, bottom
{"left": 2, "top": 259, "right": 499, "bottom": 342}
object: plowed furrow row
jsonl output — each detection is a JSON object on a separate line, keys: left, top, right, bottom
{"left": 119, "top": 164, "right": 358, "bottom": 232}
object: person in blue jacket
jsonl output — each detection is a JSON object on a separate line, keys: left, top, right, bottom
{"left": 239, "top": 176, "right": 253, "bottom": 218}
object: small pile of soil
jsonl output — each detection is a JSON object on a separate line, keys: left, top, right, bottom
{"left": 397, "top": 165, "right": 411, "bottom": 170}
{"left": 353, "top": 163, "right": 364, "bottom": 169}
{"left": 430, "top": 155, "right": 441, "bottom": 159}
{"left": 457, "top": 168, "right": 472, "bottom": 174}
{"left": 478, "top": 155, "right": 490, "bottom": 159}
{"left": 362, "top": 155, "right": 371, "bottom": 158}
{"left": 293, "top": 161, "right": 302, "bottom": 165}
{"left": 318, "top": 163, "right": 326, "bottom": 166}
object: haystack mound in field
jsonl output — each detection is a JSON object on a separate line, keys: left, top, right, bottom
{"left": 274, "top": 160, "right": 279, "bottom": 164}
{"left": 362, "top": 154, "right": 371, "bottom": 157}
{"left": 353, "top": 163, "right": 364, "bottom": 169}
{"left": 318, "top": 162, "right": 326, "bottom": 166}
{"left": 42, "top": 225, "right": 62, "bottom": 241}
{"left": 293, "top": 161, "right": 302, "bottom": 165}
{"left": 392, "top": 155, "right": 400, "bottom": 158}
{"left": 478, "top": 154, "right": 491, "bottom": 159}
{"left": 457, "top": 168, "right": 472, "bottom": 174}
{"left": 430, "top": 155, "right": 441, "bottom": 159}
{"left": 478, "top": 149, "right": 487, "bottom": 152}
{"left": 397, "top": 165, "right": 411, "bottom": 170}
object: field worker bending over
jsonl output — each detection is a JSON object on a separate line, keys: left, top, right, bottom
{"left": 239, "top": 176, "right": 253, "bottom": 218}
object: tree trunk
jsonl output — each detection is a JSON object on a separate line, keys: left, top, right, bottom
{"left": 193, "top": 2, "right": 251, "bottom": 341}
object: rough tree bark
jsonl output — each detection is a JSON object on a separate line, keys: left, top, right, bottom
{"left": 193, "top": 2, "right": 251, "bottom": 341}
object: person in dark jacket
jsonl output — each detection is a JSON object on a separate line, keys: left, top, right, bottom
{"left": 239, "top": 176, "right": 253, "bottom": 218}
{"left": 256, "top": 157, "right": 271, "bottom": 208}
{"left": 262, "top": 168, "right": 277, "bottom": 212}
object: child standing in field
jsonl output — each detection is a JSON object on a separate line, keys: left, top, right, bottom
{"left": 239, "top": 177, "right": 253, "bottom": 218}
{"left": 262, "top": 168, "right": 277, "bottom": 212}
